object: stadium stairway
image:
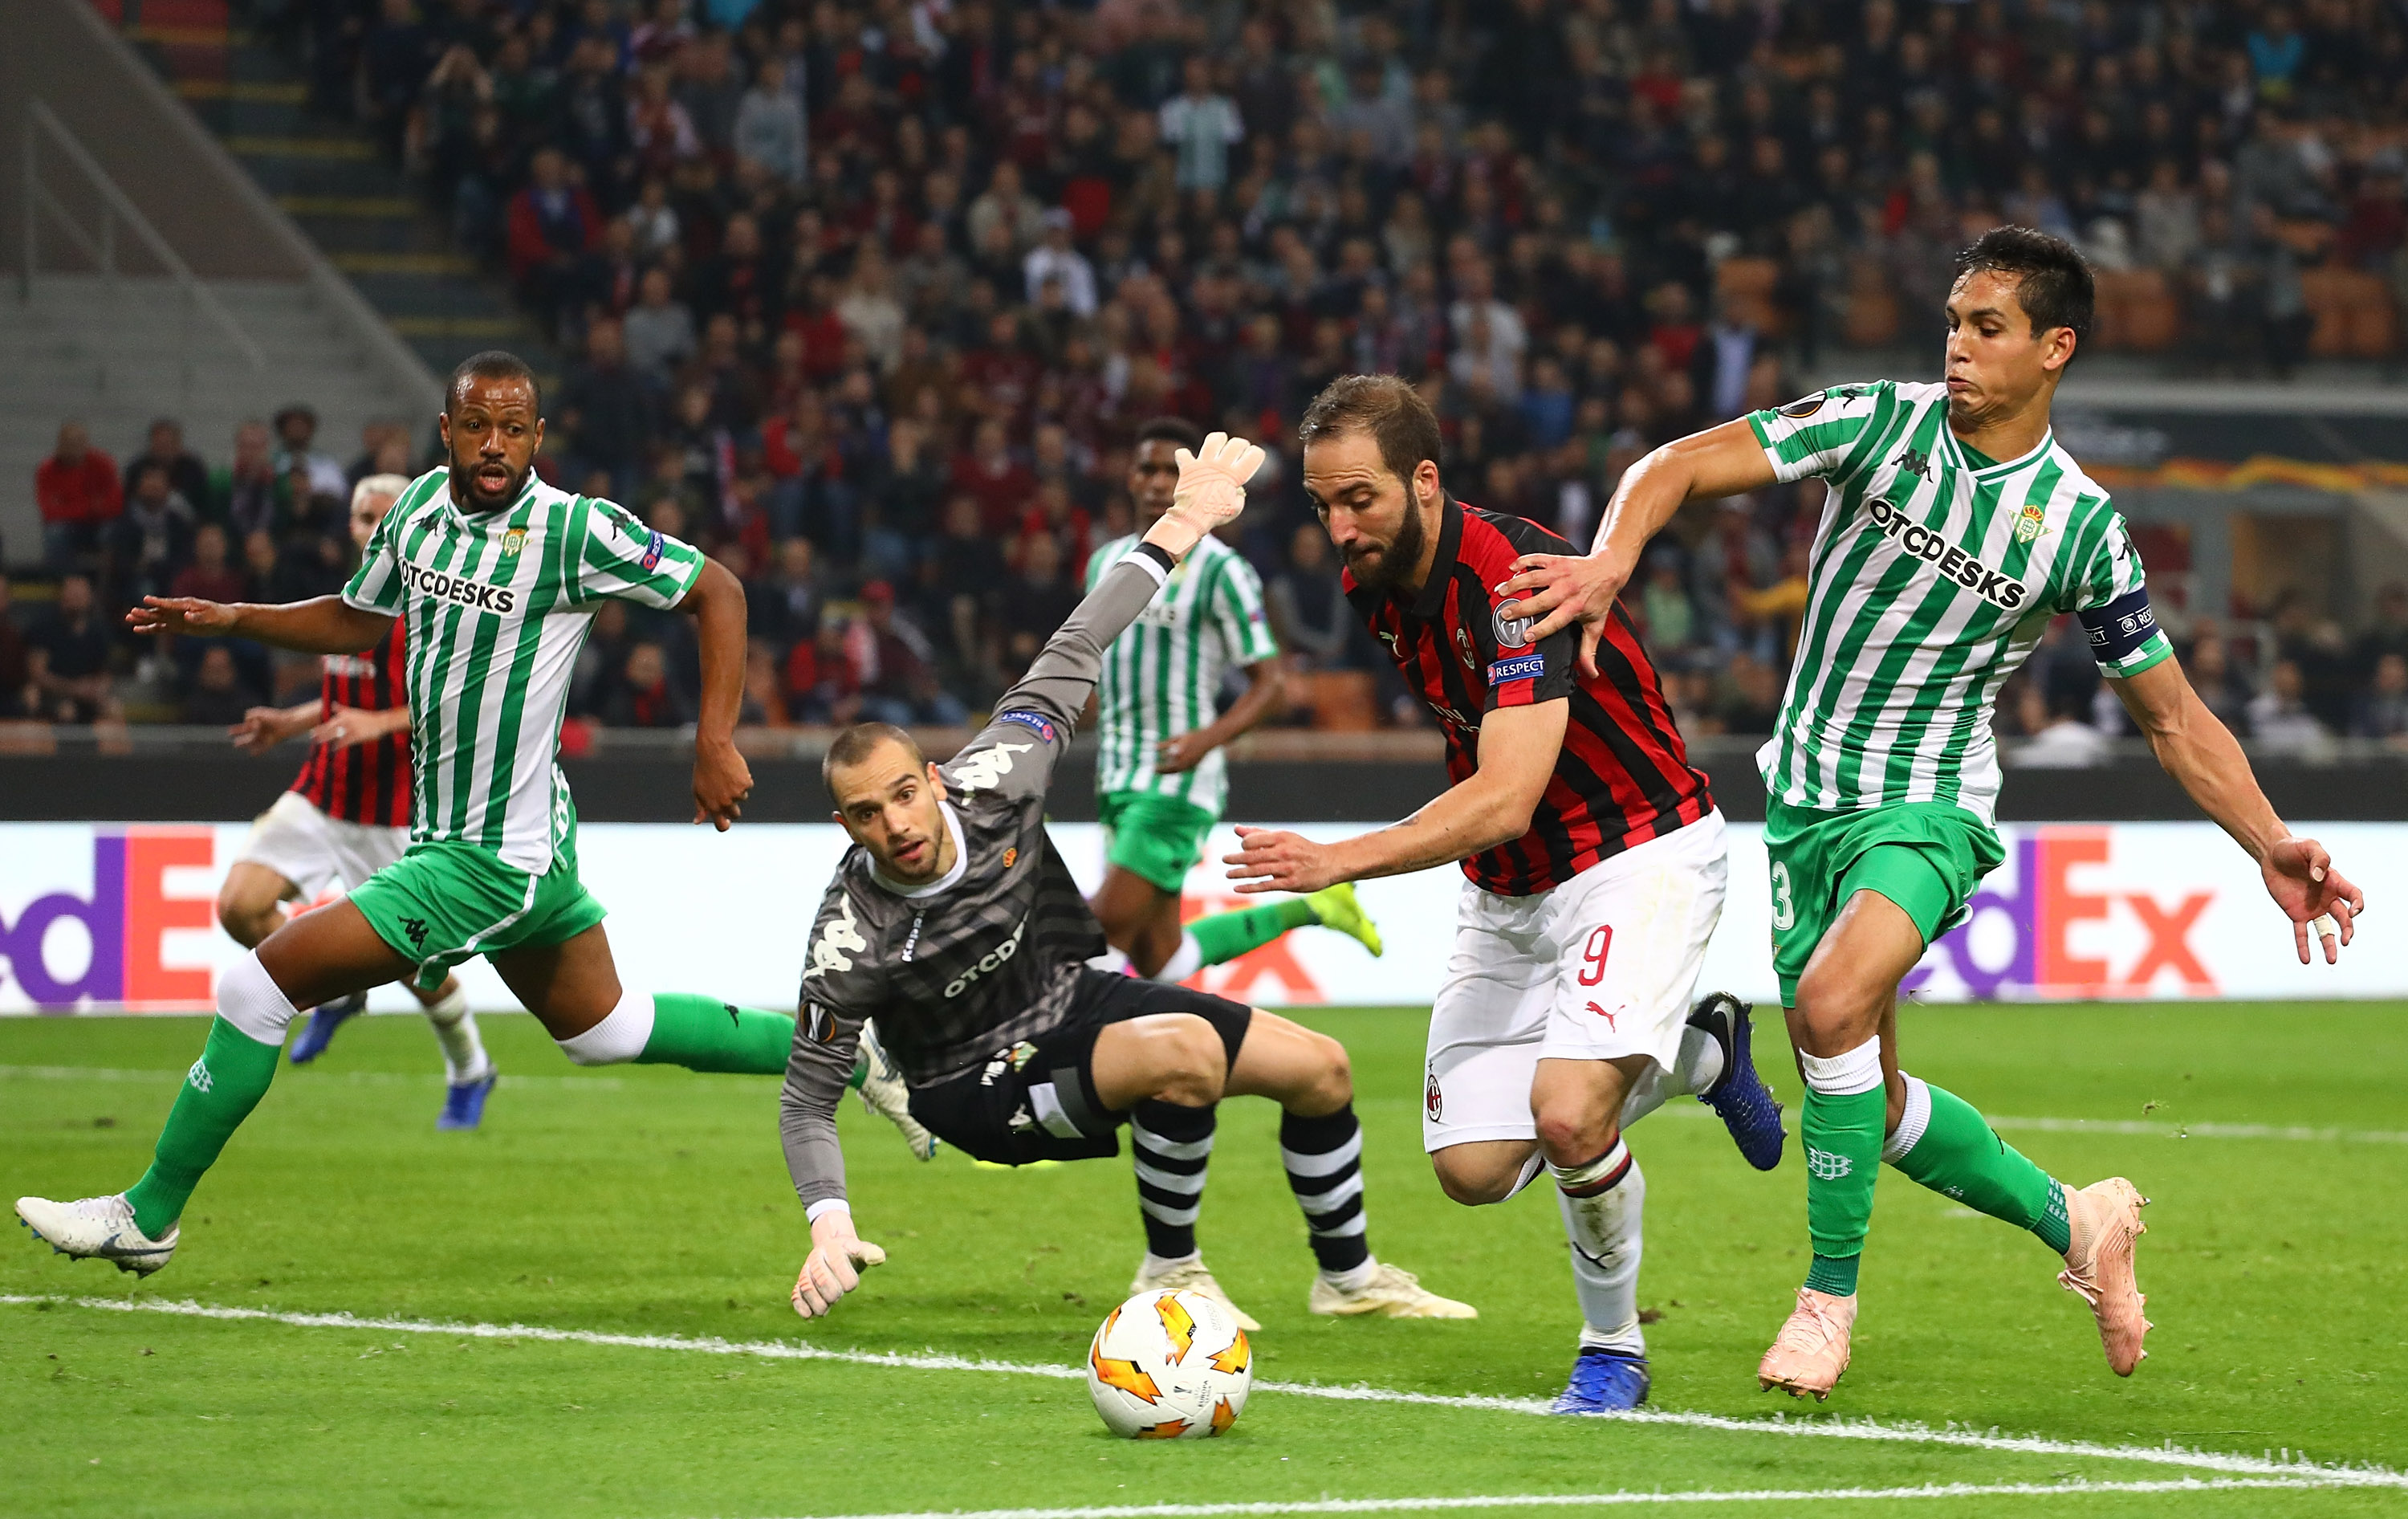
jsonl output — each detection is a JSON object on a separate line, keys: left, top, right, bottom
{"left": 103, "top": 0, "right": 554, "bottom": 381}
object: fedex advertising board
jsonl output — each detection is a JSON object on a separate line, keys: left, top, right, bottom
{"left": 0, "top": 820, "right": 2395, "bottom": 1014}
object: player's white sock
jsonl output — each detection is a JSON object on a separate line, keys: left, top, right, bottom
{"left": 1671, "top": 1020, "right": 1724, "bottom": 1097}
{"left": 556, "top": 987, "right": 654, "bottom": 1065}
{"left": 1151, "top": 933, "right": 1203, "bottom": 983}
{"left": 1549, "top": 1139, "right": 1647, "bottom": 1357}
{"left": 1320, "top": 1254, "right": 1380, "bottom": 1293}
{"left": 420, "top": 987, "right": 491, "bottom": 1085}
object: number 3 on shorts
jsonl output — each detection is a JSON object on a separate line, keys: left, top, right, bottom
{"left": 1769, "top": 860, "right": 1796, "bottom": 932}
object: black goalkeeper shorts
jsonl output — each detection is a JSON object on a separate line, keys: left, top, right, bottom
{"left": 906, "top": 969, "right": 1253, "bottom": 1167}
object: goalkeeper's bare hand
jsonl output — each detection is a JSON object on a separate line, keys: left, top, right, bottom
{"left": 1144, "top": 431, "right": 1265, "bottom": 559}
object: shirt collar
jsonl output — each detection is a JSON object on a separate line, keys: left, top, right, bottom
{"left": 871, "top": 800, "right": 967, "bottom": 898}
{"left": 441, "top": 467, "right": 539, "bottom": 526}
{"left": 1404, "top": 493, "right": 1464, "bottom": 620}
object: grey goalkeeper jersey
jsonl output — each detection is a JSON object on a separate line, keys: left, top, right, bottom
{"left": 780, "top": 550, "right": 1173, "bottom": 1211}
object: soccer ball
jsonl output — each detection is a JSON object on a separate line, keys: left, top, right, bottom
{"left": 1084, "top": 1288, "right": 1252, "bottom": 1439}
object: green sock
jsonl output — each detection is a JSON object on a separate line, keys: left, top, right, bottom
{"left": 1186, "top": 900, "right": 1316, "bottom": 967}
{"left": 636, "top": 993, "right": 796, "bottom": 1076}
{"left": 1886, "top": 1077, "right": 2072, "bottom": 1254}
{"left": 124, "top": 1018, "right": 283, "bottom": 1237}
{"left": 1800, "top": 1076, "right": 1885, "bottom": 1297}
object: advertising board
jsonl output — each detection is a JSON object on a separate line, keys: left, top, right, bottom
{"left": 0, "top": 820, "right": 2393, "bottom": 1014}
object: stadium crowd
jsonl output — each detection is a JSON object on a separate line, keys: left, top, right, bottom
{"left": 13, "top": 0, "right": 2408, "bottom": 757}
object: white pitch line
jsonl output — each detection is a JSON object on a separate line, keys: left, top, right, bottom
{"left": 11, "top": 1065, "right": 2405, "bottom": 1144}
{"left": 5, "top": 1295, "right": 2401, "bottom": 1489}
{"left": 763, "top": 1477, "right": 2388, "bottom": 1519}
{"left": 0, "top": 1064, "right": 623, "bottom": 1090}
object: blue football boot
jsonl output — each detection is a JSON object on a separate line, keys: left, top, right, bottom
{"left": 1690, "top": 992, "right": 1786, "bottom": 1171}
{"left": 287, "top": 993, "right": 366, "bottom": 1065}
{"left": 437, "top": 1071, "right": 497, "bottom": 1131}
{"left": 1551, "top": 1347, "right": 1650, "bottom": 1413}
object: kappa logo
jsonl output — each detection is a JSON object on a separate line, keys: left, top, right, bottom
{"left": 401, "top": 916, "right": 429, "bottom": 949}
{"left": 1892, "top": 445, "right": 1933, "bottom": 481}
{"left": 186, "top": 1057, "right": 213, "bottom": 1093}
{"left": 805, "top": 897, "right": 868, "bottom": 977}
{"left": 1806, "top": 1146, "right": 1854, "bottom": 1181}
{"left": 949, "top": 741, "right": 1034, "bottom": 795}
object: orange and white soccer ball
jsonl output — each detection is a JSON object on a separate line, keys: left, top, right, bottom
{"left": 1084, "top": 1288, "right": 1252, "bottom": 1439}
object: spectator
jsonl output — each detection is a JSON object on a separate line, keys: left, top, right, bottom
{"left": 26, "top": 573, "right": 116, "bottom": 723}
{"left": 1158, "top": 55, "right": 1243, "bottom": 193}
{"left": 2352, "top": 652, "right": 2408, "bottom": 743}
{"left": 271, "top": 405, "right": 347, "bottom": 499}
{"left": 35, "top": 421, "right": 122, "bottom": 572}
{"left": 108, "top": 460, "right": 198, "bottom": 605}
{"left": 172, "top": 523, "right": 246, "bottom": 605}
{"left": 210, "top": 421, "right": 280, "bottom": 542}
{"left": 1715, "top": 650, "right": 1785, "bottom": 737}
{"left": 965, "top": 160, "right": 1045, "bottom": 259}
{"left": 2248, "top": 658, "right": 2334, "bottom": 757}
{"left": 998, "top": 531, "right": 1083, "bottom": 683}
{"left": 0, "top": 580, "right": 31, "bottom": 719}
{"left": 950, "top": 418, "right": 1037, "bottom": 535}
{"left": 606, "top": 641, "right": 694, "bottom": 728}
{"left": 1023, "top": 210, "right": 1099, "bottom": 319}
{"left": 849, "top": 579, "right": 963, "bottom": 727}
{"left": 2186, "top": 629, "right": 2256, "bottom": 735}
{"left": 1266, "top": 522, "right": 1351, "bottom": 671}
{"left": 130, "top": 419, "right": 210, "bottom": 513}
{"left": 555, "top": 317, "right": 657, "bottom": 497}
{"left": 2012, "top": 685, "right": 2111, "bottom": 768}
{"left": 622, "top": 265, "right": 697, "bottom": 378}
{"left": 505, "top": 146, "right": 601, "bottom": 329}
{"left": 734, "top": 55, "right": 806, "bottom": 185}
{"left": 181, "top": 645, "right": 260, "bottom": 727}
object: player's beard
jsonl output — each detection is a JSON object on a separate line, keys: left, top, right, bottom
{"left": 1341, "top": 499, "right": 1427, "bottom": 592}
{"left": 452, "top": 455, "right": 529, "bottom": 513}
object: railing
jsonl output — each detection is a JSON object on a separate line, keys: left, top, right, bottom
{"left": 20, "top": 97, "right": 267, "bottom": 369}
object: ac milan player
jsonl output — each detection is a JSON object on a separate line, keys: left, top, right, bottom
{"left": 215, "top": 474, "right": 495, "bottom": 1130}
{"left": 1226, "top": 376, "right": 1786, "bottom": 1413}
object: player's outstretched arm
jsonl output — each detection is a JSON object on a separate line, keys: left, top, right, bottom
{"left": 128, "top": 594, "right": 394, "bottom": 656}
{"left": 1226, "top": 698, "right": 1569, "bottom": 892}
{"left": 1497, "top": 417, "right": 1778, "bottom": 678}
{"left": 792, "top": 1206, "right": 886, "bottom": 1318}
{"left": 673, "top": 556, "right": 755, "bottom": 830}
{"left": 230, "top": 699, "right": 323, "bottom": 753}
{"left": 2112, "top": 658, "right": 2364, "bottom": 964}
{"left": 1158, "top": 659, "right": 1284, "bottom": 774}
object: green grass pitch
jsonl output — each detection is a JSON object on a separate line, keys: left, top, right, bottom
{"left": 3, "top": 1002, "right": 2403, "bottom": 1517}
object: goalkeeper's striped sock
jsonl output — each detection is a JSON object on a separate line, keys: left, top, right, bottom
{"left": 1132, "top": 1100, "right": 1214, "bottom": 1259}
{"left": 1800, "top": 1038, "right": 1886, "bottom": 1297}
{"left": 1885, "top": 1073, "right": 2073, "bottom": 1254}
{"left": 1282, "top": 1104, "right": 1371, "bottom": 1274}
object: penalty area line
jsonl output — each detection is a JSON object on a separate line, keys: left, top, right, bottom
{"left": 760, "top": 1476, "right": 2394, "bottom": 1519}
{"left": 4, "top": 1294, "right": 2401, "bottom": 1489}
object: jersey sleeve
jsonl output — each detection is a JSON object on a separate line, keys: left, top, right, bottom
{"left": 2060, "top": 508, "right": 2174, "bottom": 679}
{"left": 572, "top": 497, "right": 707, "bottom": 609}
{"left": 342, "top": 502, "right": 406, "bottom": 613}
{"left": 1480, "top": 582, "right": 1576, "bottom": 715}
{"left": 784, "top": 880, "right": 881, "bottom": 1213}
{"left": 1746, "top": 381, "right": 1895, "bottom": 487}
{"left": 1214, "top": 554, "right": 1280, "bottom": 665}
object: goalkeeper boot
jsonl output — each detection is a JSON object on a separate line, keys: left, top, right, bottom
{"left": 1130, "top": 1255, "right": 1260, "bottom": 1333}
{"left": 1758, "top": 1286, "right": 1856, "bottom": 1400}
{"left": 1305, "top": 882, "right": 1384, "bottom": 958}
{"left": 1689, "top": 993, "right": 1786, "bottom": 1171}
{"left": 288, "top": 992, "right": 365, "bottom": 1065}
{"left": 1551, "top": 1346, "right": 1650, "bottom": 1413}
{"left": 853, "top": 1021, "right": 938, "bottom": 1161}
{"left": 2060, "top": 1177, "right": 2153, "bottom": 1375}
{"left": 1308, "top": 1260, "right": 1478, "bottom": 1319}
{"left": 15, "top": 1193, "right": 178, "bottom": 1277}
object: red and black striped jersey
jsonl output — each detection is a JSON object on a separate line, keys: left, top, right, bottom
{"left": 289, "top": 619, "right": 413, "bottom": 828}
{"left": 1344, "top": 497, "right": 1711, "bottom": 896}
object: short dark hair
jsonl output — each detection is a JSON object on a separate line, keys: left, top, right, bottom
{"left": 446, "top": 349, "right": 543, "bottom": 415}
{"left": 1954, "top": 226, "right": 2093, "bottom": 356}
{"left": 823, "top": 721, "right": 925, "bottom": 793}
{"left": 1296, "top": 374, "right": 1443, "bottom": 491}
{"left": 1133, "top": 417, "right": 1204, "bottom": 453}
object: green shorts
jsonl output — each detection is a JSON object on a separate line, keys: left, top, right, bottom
{"left": 1763, "top": 797, "right": 2004, "bottom": 1007}
{"left": 349, "top": 836, "right": 609, "bottom": 986}
{"left": 1097, "top": 790, "right": 1218, "bottom": 895}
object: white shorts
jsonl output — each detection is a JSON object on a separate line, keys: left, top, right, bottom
{"left": 1422, "top": 809, "right": 1728, "bottom": 1153}
{"left": 236, "top": 792, "right": 409, "bottom": 902}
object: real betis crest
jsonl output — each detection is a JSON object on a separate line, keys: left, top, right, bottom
{"left": 501, "top": 527, "right": 527, "bottom": 556}
{"left": 2015, "top": 503, "right": 2046, "bottom": 544}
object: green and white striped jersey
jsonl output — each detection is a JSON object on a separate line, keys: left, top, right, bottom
{"left": 1747, "top": 380, "right": 2173, "bottom": 824}
{"left": 343, "top": 466, "right": 706, "bottom": 872}
{"left": 1084, "top": 531, "right": 1279, "bottom": 816}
